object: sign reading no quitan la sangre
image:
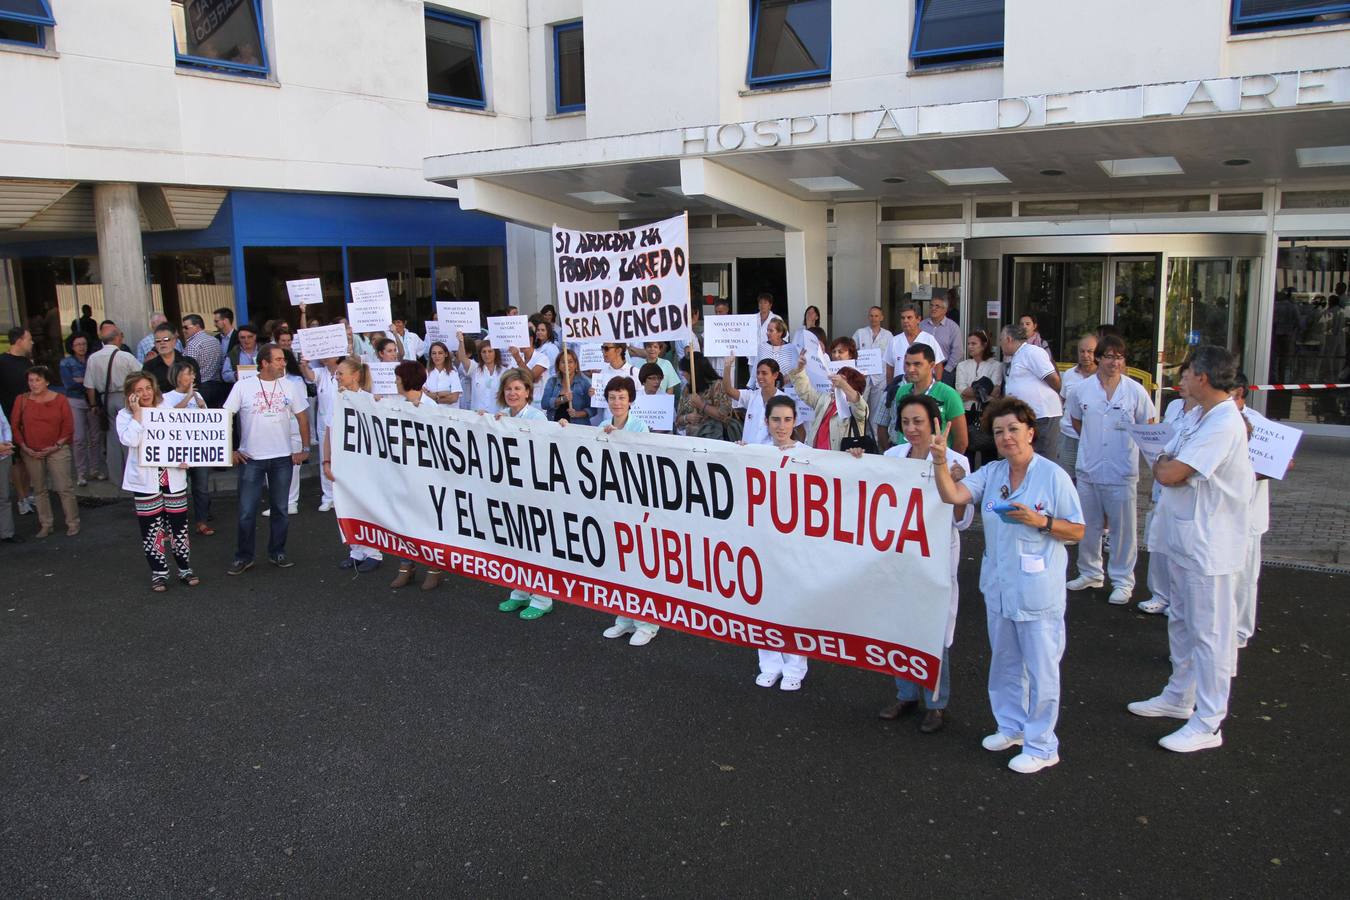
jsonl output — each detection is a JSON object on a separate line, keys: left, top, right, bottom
{"left": 552, "top": 214, "right": 692, "bottom": 344}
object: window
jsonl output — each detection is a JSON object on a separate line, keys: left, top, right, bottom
{"left": 746, "top": 0, "right": 830, "bottom": 87}
{"left": 170, "top": 0, "right": 269, "bottom": 77}
{"left": 1231, "top": 1, "right": 1350, "bottom": 31}
{"left": 910, "top": 0, "right": 1004, "bottom": 67}
{"left": 0, "top": 0, "right": 55, "bottom": 49}
{"left": 554, "top": 21, "right": 584, "bottom": 112}
{"left": 426, "top": 8, "right": 485, "bottom": 109}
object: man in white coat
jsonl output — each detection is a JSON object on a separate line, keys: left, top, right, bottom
{"left": 1129, "top": 345, "right": 1252, "bottom": 753}
{"left": 1065, "top": 334, "right": 1156, "bottom": 605}
{"left": 852, "top": 305, "right": 893, "bottom": 438}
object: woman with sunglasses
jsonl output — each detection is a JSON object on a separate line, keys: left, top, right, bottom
{"left": 928, "top": 397, "right": 1084, "bottom": 775}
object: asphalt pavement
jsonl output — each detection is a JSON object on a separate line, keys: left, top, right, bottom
{"left": 2, "top": 486, "right": 1348, "bottom": 898}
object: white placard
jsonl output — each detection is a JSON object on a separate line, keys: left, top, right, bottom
{"left": 702, "top": 314, "right": 759, "bottom": 357}
{"left": 856, "top": 348, "right": 884, "bottom": 377}
{"left": 423, "top": 321, "right": 453, "bottom": 347}
{"left": 1244, "top": 408, "right": 1301, "bottom": 480}
{"left": 783, "top": 384, "right": 814, "bottom": 424}
{"left": 296, "top": 324, "right": 348, "bottom": 361}
{"left": 485, "top": 315, "right": 530, "bottom": 350}
{"left": 575, "top": 343, "right": 605, "bottom": 372}
{"left": 986, "top": 300, "right": 1002, "bottom": 319}
{"left": 553, "top": 213, "right": 692, "bottom": 344}
{"left": 348, "top": 279, "right": 393, "bottom": 332}
{"left": 286, "top": 277, "right": 324, "bottom": 307}
{"left": 1127, "top": 422, "right": 1176, "bottom": 467}
{"left": 436, "top": 301, "right": 481, "bottom": 338}
{"left": 701, "top": 281, "right": 721, "bottom": 298}
{"left": 370, "top": 361, "right": 398, "bottom": 396}
{"left": 632, "top": 392, "right": 676, "bottom": 431}
{"left": 137, "top": 407, "right": 232, "bottom": 468}
{"left": 911, "top": 283, "right": 933, "bottom": 300}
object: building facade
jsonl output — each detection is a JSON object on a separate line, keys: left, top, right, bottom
{"left": 3, "top": 1, "right": 1350, "bottom": 433}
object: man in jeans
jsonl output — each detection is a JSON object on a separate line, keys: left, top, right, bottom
{"left": 223, "top": 344, "right": 310, "bottom": 574}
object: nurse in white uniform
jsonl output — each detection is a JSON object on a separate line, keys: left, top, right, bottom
{"left": 929, "top": 397, "right": 1085, "bottom": 774}
{"left": 753, "top": 395, "right": 814, "bottom": 692}
{"left": 1130, "top": 346, "right": 1252, "bottom": 754}
{"left": 872, "top": 393, "right": 972, "bottom": 734}
{"left": 1064, "top": 334, "right": 1156, "bottom": 605}
{"left": 722, "top": 356, "right": 786, "bottom": 446}
{"left": 1230, "top": 376, "right": 1275, "bottom": 649}
{"left": 1138, "top": 361, "right": 1198, "bottom": 615}
{"left": 492, "top": 368, "right": 556, "bottom": 621}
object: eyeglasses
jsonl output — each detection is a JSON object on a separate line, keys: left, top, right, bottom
{"left": 1099, "top": 354, "right": 1126, "bottom": 362}
{"left": 154, "top": 337, "right": 173, "bottom": 344}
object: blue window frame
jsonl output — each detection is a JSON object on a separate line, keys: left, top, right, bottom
{"left": 910, "top": 0, "right": 1004, "bottom": 67}
{"left": 746, "top": 0, "right": 830, "bottom": 88}
{"left": 553, "top": 21, "right": 584, "bottom": 113}
{"left": 0, "top": 0, "right": 55, "bottom": 49}
{"left": 171, "top": 0, "right": 269, "bottom": 78}
{"left": 1231, "top": 0, "right": 1350, "bottom": 30}
{"left": 425, "top": 8, "right": 486, "bottom": 109}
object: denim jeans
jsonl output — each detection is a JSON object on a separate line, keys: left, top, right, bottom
{"left": 188, "top": 465, "right": 211, "bottom": 525}
{"left": 895, "top": 646, "right": 951, "bottom": 710}
{"left": 236, "top": 455, "right": 293, "bottom": 563}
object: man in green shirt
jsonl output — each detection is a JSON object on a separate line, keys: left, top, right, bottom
{"left": 884, "top": 343, "right": 969, "bottom": 453}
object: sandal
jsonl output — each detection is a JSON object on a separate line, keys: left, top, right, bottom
{"left": 151, "top": 575, "right": 169, "bottom": 593}
{"left": 178, "top": 571, "right": 201, "bottom": 587}
{"left": 195, "top": 523, "right": 216, "bottom": 536}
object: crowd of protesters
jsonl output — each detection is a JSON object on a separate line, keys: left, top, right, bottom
{"left": 1, "top": 291, "right": 1272, "bottom": 771}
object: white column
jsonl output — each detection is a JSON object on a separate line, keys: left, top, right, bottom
{"left": 831, "top": 201, "right": 879, "bottom": 335}
{"left": 93, "top": 183, "right": 151, "bottom": 350}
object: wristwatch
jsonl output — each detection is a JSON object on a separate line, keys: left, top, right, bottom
{"left": 1039, "top": 514, "right": 1054, "bottom": 534}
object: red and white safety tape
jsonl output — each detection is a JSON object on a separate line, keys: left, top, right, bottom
{"left": 1246, "top": 383, "right": 1350, "bottom": 391}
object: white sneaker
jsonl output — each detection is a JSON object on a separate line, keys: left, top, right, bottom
{"left": 1137, "top": 597, "right": 1168, "bottom": 615}
{"left": 17, "top": 497, "right": 33, "bottom": 515}
{"left": 1067, "top": 575, "right": 1104, "bottom": 591}
{"left": 628, "top": 629, "right": 656, "bottom": 647}
{"left": 318, "top": 500, "right": 334, "bottom": 512}
{"left": 982, "top": 732, "right": 1023, "bottom": 752}
{"left": 779, "top": 677, "right": 803, "bottom": 692}
{"left": 1008, "top": 752, "right": 1059, "bottom": 774}
{"left": 603, "top": 623, "right": 635, "bottom": 639}
{"left": 1108, "top": 587, "right": 1131, "bottom": 605}
{"left": 287, "top": 503, "right": 299, "bottom": 515}
{"left": 77, "top": 476, "right": 89, "bottom": 487}
{"left": 755, "top": 672, "right": 779, "bottom": 688}
{"left": 1127, "top": 695, "right": 1194, "bottom": 719}
{"left": 261, "top": 508, "right": 270, "bottom": 517}
{"left": 1159, "top": 724, "right": 1223, "bottom": 753}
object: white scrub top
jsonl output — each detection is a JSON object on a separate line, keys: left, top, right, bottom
{"left": 963, "top": 453, "right": 1084, "bottom": 621}
{"left": 1005, "top": 343, "right": 1063, "bottom": 419}
{"left": 1152, "top": 398, "right": 1253, "bottom": 576}
{"left": 883, "top": 330, "right": 945, "bottom": 372}
{"left": 1058, "top": 366, "right": 1091, "bottom": 437}
{"left": 733, "top": 387, "right": 785, "bottom": 446}
{"left": 1067, "top": 375, "right": 1156, "bottom": 483}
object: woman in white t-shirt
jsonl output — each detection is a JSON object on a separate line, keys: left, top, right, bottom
{"left": 868, "top": 393, "right": 972, "bottom": 734}
{"left": 491, "top": 369, "right": 556, "bottom": 621}
{"left": 791, "top": 305, "right": 823, "bottom": 351}
{"left": 163, "top": 361, "right": 215, "bottom": 537}
{"left": 424, "top": 341, "right": 463, "bottom": 406}
{"left": 509, "top": 318, "right": 560, "bottom": 405}
{"left": 322, "top": 357, "right": 384, "bottom": 573}
{"left": 272, "top": 350, "right": 309, "bottom": 516}
{"left": 589, "top": 343, "right": 638, "bottom": 423}
{"left": 955, "top": 331, "right": 1004, "bottom": 412}
{"left": 722, "top": 356, "right": 785, "bottom": 446}
{"left": 757, "top": 317, "right": 797, "bottom": 375}
{"left": 312, "top": 358, "right": 340, "bottom": 512}
{"left": 457, "top": 333, "right": 504, "bottom": 414}
{"left": 752, "top": 394, "right": 813, "bottom": 692}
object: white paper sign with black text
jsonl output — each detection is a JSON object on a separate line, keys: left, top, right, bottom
{"left": 348, "top": 279, "right": 393, "bottom": 332}
{"left": 138, "top": 407, "right": 232, "bottom": 468}
{"left": 286, "top": 277, "right": 324, "bottom": 307}
{"left": 702, "top": 314, "right": 759, "bottom": 358}
{"left": 296, "top": 324, "right": 348, "bottom": 361}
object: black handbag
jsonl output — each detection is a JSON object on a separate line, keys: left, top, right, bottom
{"left": 840, "top": 415, "right": 879, "bottom": 455}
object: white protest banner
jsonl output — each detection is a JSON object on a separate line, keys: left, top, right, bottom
{"left": 554, "top": 213, "right": 692, "bottom": 344}
{"left": 332, "top": 392, "right": 951, "bottom": 687}
{"left": 856, "top": 348, "right": 884, "bottom": 378}
{"left": 1127, "top": 422, "right": 1176, "bottom": 467}
{"left": 632, "top": 392, "right": 676, "bottom": 431}
{"left": 486, "top": 315, "right": 530, "bottom": 350}
{"left": 576, "top": 343, "right": 605, "bottom": 372}
{"left": 296, "top": 324, "right": 348, "bottom": 362}
{"left": 436, "top": 301, "right": 481, "bottom": 338}
{"left": 286, "top": 277, "right": 324, "bottom": 307}
{"left": 348, "top": 279, "right": 393, "bottom": 332}
{"left": 703, "top": 314, "right": 759, "bottom": 358}
{"left": 137, "top": 407, "right": 232, "bottom": 468}
{"left": 1243, "top": 408, "right": 1301, "bottom": 480}
{"left": 370, "top": 361, "right": 398, "bottom": 396}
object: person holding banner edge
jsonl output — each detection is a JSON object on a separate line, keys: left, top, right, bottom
{"left": 323, "top": 357, "right": 384, "bottom": 573}
{"left": 491, "top": 368, "right": 556, "bottom": 621}
{"left": 928, "top": 397, "right": 1085, "bottom": 774}
{"left": 117, "top": 372, "right": 197, "bottom": 592}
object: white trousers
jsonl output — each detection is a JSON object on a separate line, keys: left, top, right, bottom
{"left": 1076, "top": 479, "right": 1138, "bottom": 593}
{"left": 758, "top": 650, "right": 808, "bottom": 680}
{"left": 318, "top": 428, "right": 334, "bottom": 503}
{"left": 986, "top": 609, "right": 1065, "bottom": 759}
{"left": 615, "top": 616, "right": 659, "bottom": 636}
{"left": 1144, "top": 512, "right": 1170, "bottom": 604}
{"left": 1236, "top": 534, "right": 1262, "bottom": 644}
{"left": 1160, "top": 558, "right": 1237, "bottom": 733}
{"left": 509, "top": 588, "right": 552, "bottom": 611}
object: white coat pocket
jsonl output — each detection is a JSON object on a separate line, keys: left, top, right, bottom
{"left": 1020, "top": 554, "right": 1046, "bottom": 574}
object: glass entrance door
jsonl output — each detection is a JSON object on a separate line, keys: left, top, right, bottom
{"left": 1108, "top": 257, "right": 1160, "bottom": 378}
{"left": 1011, "top": 257, "right": 1105, "bottom": 363}
{"left": 1161, "top": 257, "right": 1256, "bottom": 391}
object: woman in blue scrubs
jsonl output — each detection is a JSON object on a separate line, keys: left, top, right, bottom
{"left": 929, "top": 397, "right": 1085, "bottom": 774}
